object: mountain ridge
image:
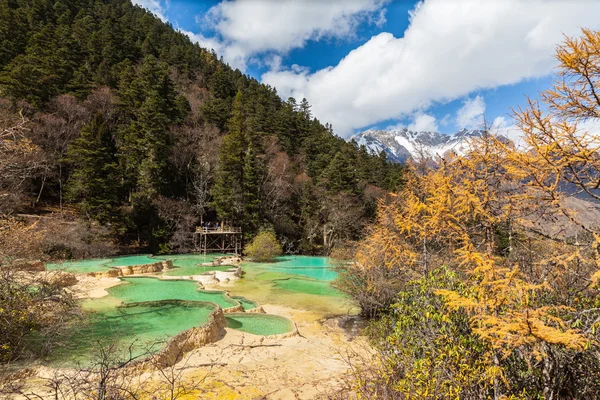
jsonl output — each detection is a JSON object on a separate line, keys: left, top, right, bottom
{"left": 350, "top": 127, "right": 485, "bottom": 162}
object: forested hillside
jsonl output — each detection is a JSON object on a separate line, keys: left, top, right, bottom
{"left": 0, "top": 0, "right": 404, "bottom": 255}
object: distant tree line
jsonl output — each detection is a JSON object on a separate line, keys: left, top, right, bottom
{"left": 0, "top": 0, "right": 405, "bottom": 254}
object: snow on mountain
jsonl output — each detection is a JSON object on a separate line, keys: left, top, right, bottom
{"left": 349, "top": 128, "right": 485, "bottom": 162}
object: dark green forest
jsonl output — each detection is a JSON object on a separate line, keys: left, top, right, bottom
{"left": 0, "top": 0, "right": 404, "bottom": 255}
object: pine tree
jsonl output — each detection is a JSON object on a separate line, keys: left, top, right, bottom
{"left": 65, "top": 114, "right": 120, "bottom": 223}
{"left": 212, "top": 91, "right": 247, "bottom": 224}
{"left": 321, "top": 145, "right": 359, "bottom": 194}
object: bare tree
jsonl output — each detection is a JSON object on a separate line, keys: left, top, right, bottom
{"left": 8, "top": 338, "right": 220, "bottom": 400}
{"left": 170, "top": 123, "right": 221, "bottom": 221}
{"left": 262, "top": 138, "right": 294, "bottom": 222}
{"left": 0, "top": 101, "right": 46, "bottom": 212}
{"left": 32, "top": 95, "right": 91, "bottom": 212}
{"left": 155, "top": 196, "right": 196, "bottom": 252}
{"left": 321, "top": 194, "right": 365, "bottom": 255}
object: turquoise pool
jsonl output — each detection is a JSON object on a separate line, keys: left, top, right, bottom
{"left": 46, "top": 254, "right": 158, "bottom": 273}
{"left": 154, "top": 253, "right": 233, "bottom": 276}
{"left": 107, "top": 277, "right": 240, "bottom": 309}
{"left": 46, "top": 258, "right": 114, "bottom": 274}
{"left": 53, "top": 301, "right": 216, "bottom": 364}
{"left": 242, "top": 256, "right": 338, "bottom": 281}
{"left": 225, "top": 313, "right": 295, "bottom": 336}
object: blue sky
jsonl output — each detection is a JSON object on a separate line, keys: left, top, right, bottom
{"left": 137, "top": 0, "right": 600, "bottom": 137}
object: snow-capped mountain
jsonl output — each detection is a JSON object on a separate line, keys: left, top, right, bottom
{"left": 349, "top": 128, "right": 485, "bottom": 162}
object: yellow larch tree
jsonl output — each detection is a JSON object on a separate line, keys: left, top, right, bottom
{"left": 349, "top": 30, "right": 600, "bottom": 398}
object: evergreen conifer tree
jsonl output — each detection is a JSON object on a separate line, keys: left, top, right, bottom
{"left": 65, "top": 114, "right": 120, "bottom": 223}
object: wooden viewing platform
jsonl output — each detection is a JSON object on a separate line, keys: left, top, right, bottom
{"left": 193, "top": 226, "right": 242, "bottom": 255}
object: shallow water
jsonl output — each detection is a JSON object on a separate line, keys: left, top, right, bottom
{"left": 225, "top": 313, "right": 295, "bottom": 336}
{"left": 41, "top": 254, "right": 356, "bottom": 365}
{"left": 218, "top": 256, "right": 353, "bottom": 317}
{"left": 155, "top": 253, "right": 233, "bottom": 276}
{"left": 108, "top": 277, "right": 240, "bottom": 309}
{"left": 46, "top": 258, "right": 114, "bottom": 273}
{"left": 52, "top": 301, "right": 216, "bottom": 365}
{"left": 103, "top": 254, "right": 158, "bottom": 267}
{"left": 273, "top": 277, "right": 342, "bottom": 297}
{"left": 231, "top": 296, "right": 259, "bottom": 310}
{"left": 46, "top": 254, "right": 158, "bottom": 273}
{"left": 243, "top": 256, "right": 338, "bottom": 281}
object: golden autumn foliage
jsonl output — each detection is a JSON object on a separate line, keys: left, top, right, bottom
{"left": 343, "top": 29, "right": 600, "bottom": 399}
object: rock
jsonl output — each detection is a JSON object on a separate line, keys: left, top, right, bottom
{"left": 92, "top": 259, "right": 174, "bottom": 278}
{"left": 193, "top": 273, "right": 220, "bottom": 287}
{"left": 213, "top": 256, "right": 242, "bottom": 266}
{"left": 130, "top": 304, "right": 228, "bottom": 370}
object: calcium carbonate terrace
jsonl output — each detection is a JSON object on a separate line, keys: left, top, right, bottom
{"left": 45, "top": 254, "right": 344, "bottom": 365}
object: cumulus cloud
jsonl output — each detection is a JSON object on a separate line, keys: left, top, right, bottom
{"left": 456, "top": 96, "right": 485, "bottom": 130}
{"left": 408, "top": 113, "right": 438, "bottom": 132}
{"left": 180, "top": 30, "right": 226, "bottom": 56}
{"left": 133, "top": 0, "right": 168, "bottom": 22}
{"left": 184, "top": 0, "right": 388, "bottom": 70}
{"left": 262, "top": 0, "right": 600, "bottom": 137}
{"left": 440, "top": 114, "right": 452, "bottom": 127}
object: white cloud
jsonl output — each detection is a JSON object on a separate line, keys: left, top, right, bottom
{"left": 577, "top": 118, "right": 600, "bottom": 135}
{"left": 408, "top": 113, "right": 438, "bottom": 132}
{"left": 133, "top": 0, "right": 168, "bottom": 22}
{"left": 490, "top": 115, "right": 600, "bottom": 151}
{"left": 262, "top": 0, "right": 600, "bottom": 137}
{"left": 440, "top": 114, "right": 452, "bottom": 127}
{"left": 180, "top": 30, "right": 226, "bottom": 56}
{"left": 491, "top": 116, "right": 506, "bottom": 129}
{"left": 184, "top": 0, "right": 388, "bottom": 70}
{"left": 456, "top": 96, "right": 485, "bottom": 130}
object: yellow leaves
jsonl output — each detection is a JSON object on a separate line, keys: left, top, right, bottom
{"left": 591, "top": 270, "right": 600, "bottom": 288}
{"left": 472, "top": 308, "right": 588, "bottom": 357}
{"left": 435, "top": 289, "right": 479, "bottom": 311}
{"left": 391, "top": 333, "right": 499, "bottom": 399}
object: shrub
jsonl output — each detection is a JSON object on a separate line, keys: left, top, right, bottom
{"left": 244, "top": 230, "right": 282, "bottom": 262}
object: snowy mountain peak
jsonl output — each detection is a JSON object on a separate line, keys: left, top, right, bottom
{"left": 349, "top": 128, "right": 485, "bottom": 162}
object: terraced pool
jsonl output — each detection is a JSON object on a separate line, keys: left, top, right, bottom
{"left": 45, "top": 254, "right": 351, "bottom": 365}
{"left": 273, "top": 277, "right": 341, "bottom": 297}
{"left": 46, "top": 254, "right": 159, "bottom": 273}
{"left": 46, "top": 253, "right": 233, "bottom": 276}
{"left": 242, "top": 256, "right": 338, "bottom": 281}
{"left": 231, "top": 296, "right": 259, "bottom": 311}
{"left": 154, "top": 253, "right": 233, "bottom": 276}
{"left": 217, "top": 256, "right": 349, "bottom": 316}
{"left": 225, "top": 313, "right": 295, "bottom": 336}
{"left": 108, "top": 277, "right": 240, "bottom": 309}
{"left": 46, "top": 258, "right": 115, "bottom": 274}
{"left": 103, "top": 255, "right": 159, "bottom": 267}
{"left": 53, "top": 300, "right": 217, "bottom": 364}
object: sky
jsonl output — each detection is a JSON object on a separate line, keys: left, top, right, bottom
{"left": 133, "top": 0, "right": 600, "bottom": 138}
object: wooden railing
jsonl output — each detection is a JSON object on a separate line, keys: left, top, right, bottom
{"left": 195, "top": 226, "right": 242, "bottom": 233}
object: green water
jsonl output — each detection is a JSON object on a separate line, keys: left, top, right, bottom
{"left": 103, "top": 254, "right": 158, "bottom": 267}
{"left": 39, "top": 254, "right": 358, "bottom": 366}
{"left": 217, "top": 256, "right": 351, "bottom": 317}
{"left": 225, "top": 313, "right": 295, "bottom": 336}
{"left": 53, "top": 301, "right": 215, "bottom": 365}
{"left": 243, "top": 256, "right": 338, "bottom": 281}
{"left": 46, "top": 253, "right": 235, "bottom": 275}
{"left": 46, "top": 254, "right": 159, "bottom": 273}
{"left": 46, "top": 258, "right": 114, "bottom": 273}
{"left": 108, "top": 277, "right": 240, "bottom": 309}
{"left": 273, "top": 278, "right": 343, "bottom": 297}
{"left": 231, "top": 296, "right": 258, "bottom": 310}
{"left": 154, "top": 253, "right": 233, "bottom": 276}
